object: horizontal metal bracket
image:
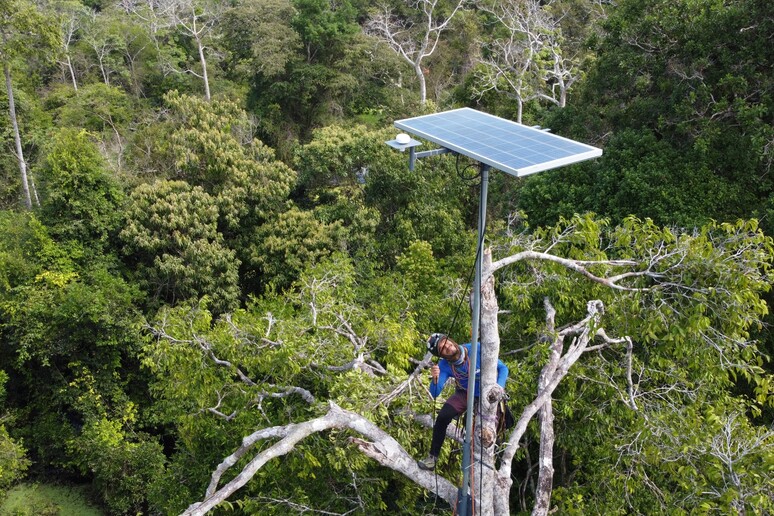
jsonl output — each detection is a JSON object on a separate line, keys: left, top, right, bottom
{"left": 410, "top": 147, "right": 453, "bottom": 171}
{"left": 385, "top": 138, "right": 455, "bottom": 171}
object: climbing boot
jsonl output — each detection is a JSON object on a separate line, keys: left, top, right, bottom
{"left": 417, "top": 454, "right": 437, "bottom": 470}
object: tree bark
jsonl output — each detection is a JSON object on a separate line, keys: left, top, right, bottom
{"left": 364, "top": 0, "right": 464, "bottom": 108}
{"left": 4, "top": 63, "right": 32, "bottom": 209}
{"left": 533, "top": 399, "right": 554, "bottom": 515}
{"left": 195, "top": 34, "right": 210, "bottom": 101}
{"left": 66, "top": 54, "right": 78, "bottom": 91}
{"left": 477, "top": 248, "right": 504, "bottom": 515}
{"left": 533, "top": 297, "right": 558, "bottom": 515}
{"left": 493, "top": 297, "right": 606, "bottom": 515}
{"left": 414, "top": 63, "right": 426, "bottom": 106}
{"left": 183, "top": 402, "right": 457, "bottom": 515}
{"left": 188, "top": 246, "right": 638, "bottom": 515}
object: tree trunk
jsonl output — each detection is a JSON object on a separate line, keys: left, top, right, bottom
{"left": 415, "top": 63, "right": 426, "bottom": 106}
{"left": 187, "top": 239, "right": 641, "bottom": 516}
{"left": 4, "top": 63, "right": 32, "bottom": 209}
{"left": 99, "top": 51, "right": 110, "bottom": 85}
{"left": 196, "top": 36, "right": 210, "bottom": 101}
{"left": 532, "top": 298, "right": 560, "bottom": 515}
{"left": 532, "top": 399, "right": 554, "bottom": 515}
{"left": 66, "top": 54, "right": 78, "bottom": 91}
{"left": 479, "top": 247, "right": 516, "bottom": 516}
{"left": 477, "top": 248, "right": 503, "bottom": 515}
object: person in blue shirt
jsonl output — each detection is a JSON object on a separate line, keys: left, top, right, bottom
{"left": 417, "top": 333, "right": 509, "bottom": 470}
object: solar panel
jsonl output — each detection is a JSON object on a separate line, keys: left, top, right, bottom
{"left": 394, "top": 108, "right": 602, "bottom": 177}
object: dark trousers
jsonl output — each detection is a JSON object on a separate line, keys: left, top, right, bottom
{"left": 429, "top": 389, "right": 468, "bottom": 457}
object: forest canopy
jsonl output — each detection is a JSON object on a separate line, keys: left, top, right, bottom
{"left": 0, "top": 0, "right": 772, "bottom": 514}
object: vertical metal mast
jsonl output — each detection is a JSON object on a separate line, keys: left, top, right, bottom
{"left": 459, "top": 164, "right": 490, "bottom": 516}
{"left": 388, "top": 108, "right": 602, "bottom": 515}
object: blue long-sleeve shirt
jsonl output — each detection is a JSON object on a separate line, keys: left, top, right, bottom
{"left": 429, "top": 343, "right": 508, "bottom": 398}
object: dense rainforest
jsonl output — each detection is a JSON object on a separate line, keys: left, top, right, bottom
{"left": 0, "top": 0, "right": 772, "bottom": 514}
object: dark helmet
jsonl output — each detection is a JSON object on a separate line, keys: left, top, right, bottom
{"left": 427, "top": 333, "right": 446, "bottom": 357}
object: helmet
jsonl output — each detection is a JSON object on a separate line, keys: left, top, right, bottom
{"left": 427, "top": 333, "right": 446, "bottom": 357}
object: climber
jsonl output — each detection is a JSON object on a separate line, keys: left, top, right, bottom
{"left": 417, "top": 333, "right": 509, "bottom": 470}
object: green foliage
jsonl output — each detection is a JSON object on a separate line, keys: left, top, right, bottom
{"left": 245, "top": 1, "right": 407, "bottom": 152}
{"left": 44, "top": 83, "right": 134, "bottom": 135}
{"left": 248, "top": 206, "right": 345, "bottom": 292}
{"left": 1, "top": 0, "right": 772, "bottom": 513}
{"left": 0, "top": 211, "right": 70, "bottom": 293}
{"left": 0, "top": 372, "right": 29, "bottom": 493}
{"left": 523, "top": 0, "right": 774, "bottom": 230}
{"left": 291, "top": 0, "right": 358, "bottom": 63}
{"left": 221, "top": 0, "right": 301, "bottom": 81}
{"left": 0, "top": 0, "right": 60, "bottom": 209}
{"left": 4, "top": 264, "right": 141, "bottom": 368}
{"left": 123, "top": 89, "right": 336, "bottom": 300}
{"left": 0, "top": 483, "right": 102, "bottom": 516}
{"left": 0, "top": 209, "right": 147, "bottom": 505}
{"left": 0, "top": 0, "right": 60, "bottom": 68}
{"left": 37, "top": 128, "right": 124, "bottom": 252}
{"left": 394, "top": 240, "right": 450, "bottom": 332}
{"left": 120, "top": 180, "right": 240, "bottom": 313}
{"left": 295, "top": 123, "right": 473, "bottom": 265}
{"left": 67, "top": 408, "right": 165, "bottom": 515}
{"left": 78, "top": 9, "right": 130, "bottom": 87}
{"left": 491, "top": 214, "right": 774, "bottom": 512}
{"left": 162, "top": 91, "right": 298, "bottom": 256}
{"left": 142, "top": 252, "right": 432, "bottom": 513}
{"left": 293, "top": 124, "right": 394, "bottom": 195}
{"left": 365, "top": 155, "right": 470, "bottom": 263}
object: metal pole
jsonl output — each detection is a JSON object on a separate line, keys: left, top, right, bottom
{"left": 459, "top": 164, "right": 489, "bottom": 516}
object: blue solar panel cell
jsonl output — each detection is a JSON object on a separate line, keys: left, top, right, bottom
{"left": 394, "top": 108, "right": 601, "bottom": 177}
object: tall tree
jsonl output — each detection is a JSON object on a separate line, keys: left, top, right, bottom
{"left": 149, "top": 216, "right": 773, "bottom": 514}
{"left": 220, "top": 0, "right": 300, "bottom": 83}
{"left": 517, "top": 0, "right": 774, "bottom": 230}
{"left": 51, "top": 0, "right": 89, "bottom": 91}
{"left": 115, "top": 93, "right": 305, "bottom": 301}
{"left": 292, "top": 0, "right": 358, "bottom": 64}
{"left": 120, "top": 180, "right": 241, "bottom": 313}
{"left": 81, "top": 7, "right": 128, "bottom": 87}
{"left": 37, "top": 128, "right": 124, "bottom": 251}
{"left": 46, "top": 82, "right": 135, "bottom": 173}
{"left": 474, "top": 0, "right": 583, "bottom": 123}
{"left": 0, "top": 0, "right": 59, "bottom": 209}
{"left": 365, "top": 0, "right": 466, "bottom": 106}
{"left": 125, "top": 0, "right": 226, "bottom": 100}
{"left": 161, "top": 91, "right": 296, "bottom": 230}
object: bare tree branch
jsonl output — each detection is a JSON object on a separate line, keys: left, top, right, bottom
{"left": 182, "top": 402, "right": 457, "bottom": 515}
{"left": 364, "top": 0, "right": 465, "bottom": 104}
{"left": 490, "top": 250, "right": 646, "bottom": 290}
{"left": 377, "top": 351, "right": 434, "bottom": 406}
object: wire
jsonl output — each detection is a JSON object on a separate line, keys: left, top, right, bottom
{"left": 429, "top": 159, "right": 488, "bottom": 515}
{"left": 478, "top": 388, "right": 483, "bottom": 514}
{"left": 432, "top": 398, "right": 438, "bottom": 512}
{"left": 445, "top": 216, "right": 486, "bottom": 342}
{"left": 447, "top": 214, "right": 487, "bottom": 516}
{"left": 456, "top": 153, "right": 481, "bottom": 184}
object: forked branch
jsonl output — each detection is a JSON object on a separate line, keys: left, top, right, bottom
{"left": 182, "top": 402, "right": 457, "bottom": 516}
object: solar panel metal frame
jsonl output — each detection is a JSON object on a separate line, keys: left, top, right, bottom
{"left": 394, "top": 107, "right": 602, "bottom": 177}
